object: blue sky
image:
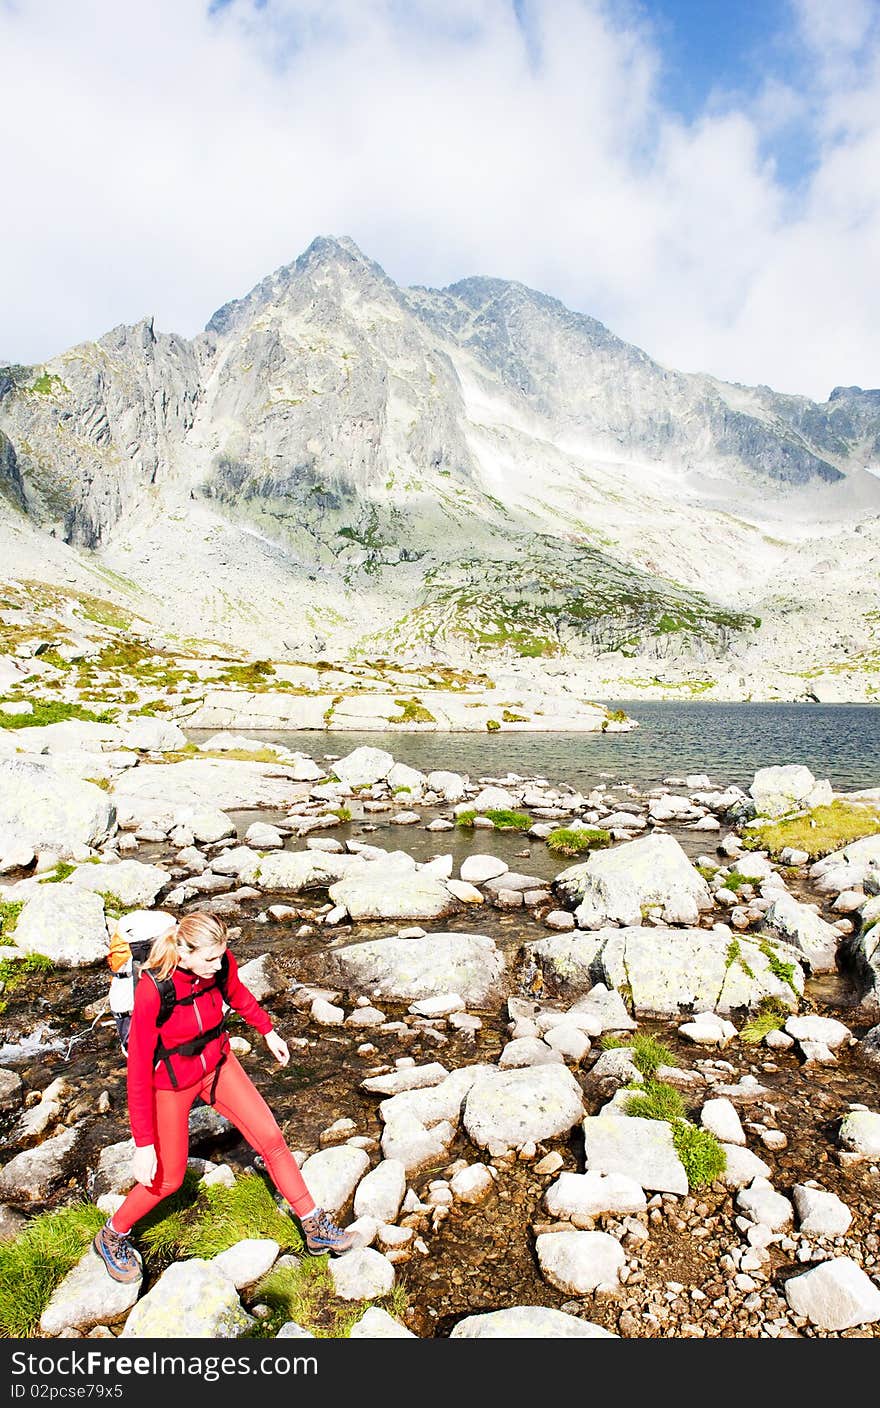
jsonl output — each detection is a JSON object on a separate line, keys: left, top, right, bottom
{"left": 1, "top": 0, "right": 878, "bottom": 399}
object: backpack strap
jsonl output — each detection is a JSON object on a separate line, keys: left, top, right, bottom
{"left": 143, "top": 966, "right": 230, "bottom": 1089}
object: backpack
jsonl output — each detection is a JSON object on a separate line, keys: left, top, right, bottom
{"left": 107, "top": 910, "right": 230, "bottom": 1060}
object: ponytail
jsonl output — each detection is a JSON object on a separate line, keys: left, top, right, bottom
{"left": 144, "top": 912, "right": 229, "bottom": 981}
{"left": 144, "top": 929, "right": 180, "bottom": 982}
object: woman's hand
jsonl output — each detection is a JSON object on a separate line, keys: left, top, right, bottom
{"left": 132, "top": 1143, "right": 157, "bottom": 1187}
{"left": 265, "top": 1029, "right": 290, "bottom": 1067}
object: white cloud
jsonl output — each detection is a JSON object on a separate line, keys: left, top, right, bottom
{"left": 0, "top": 0, "right": 877, "bottom": 401}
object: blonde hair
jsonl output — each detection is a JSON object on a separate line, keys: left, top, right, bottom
{"left": 145, "top": 913, "right": 229, "bottom": 981}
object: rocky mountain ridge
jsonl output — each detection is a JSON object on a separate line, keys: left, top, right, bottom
{"left": 1, "top": 235, "right": 878, "bottom": 702}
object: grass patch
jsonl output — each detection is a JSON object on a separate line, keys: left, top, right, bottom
{"left": 217, "top": 661, "right": 276, "bottom": 687}
{"left": 599, "top": 1031, "right": 676, "bottom": 1079}
{"left": 670, "top": 1121, "right": 727, "bottom": 1189}
{"left": 721, "top": 870, "right": 750, "bottom": 894}
{"left": 329, "top": 806, "right": 351, "bottom": 822}
{"left": 141, "top": 1171, "right": 302, "bottom": 1262}
{"left": 739, "top": 996, "right": 789, "bottom": 1044}
{"left": 759, "top": 940, "right": 800, "bottom": 995}
{"left": 623, "top": 1080, "right": 686, "bottom": 1121}
{"left": 38, "top": 862, "right": 77, "bottom": 884}
{"left": 97, "top": 891, "right": 139, "bottom": 921}
{"left": 391, "top": 698, "right": 436, "bottom": 724}
{"left": 725, "top": 938, "right": 755, "bottom": 980}
{"left": 0, "top": 1201, "right": 105, "bottom": 1336}
{"left": 0, "top": 952, "right": 53, "bottom": 1014}
{"left": 455, "top": 810, "right": 477, "bottom": 828}
{"left": 741, "top": 800, "right": 880, "bottom": 860}
{"left": 485, "top": 809, "right": 532, "bottom": 830}
{"left": 249, "top": 1263, "right": 410, "bottom": 1339}
{"left": 0, "top": 700, "right": 117, "bottom": 729}
{"left": 546, "top": 826, "right": 611, "bottom": 856}
{"left": 0, "top": 900, "right": 24, "bottom": 938}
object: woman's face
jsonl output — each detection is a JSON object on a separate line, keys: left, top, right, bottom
{"left": 177, "top": 940, "right": 226, "bottom": 980}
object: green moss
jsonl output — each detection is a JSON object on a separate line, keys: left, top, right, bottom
{"left": 546, "top": 826, "right": 611, "bottom": 856}
{"left": 455, "top": 810, "right": 477, "bottom": 828}
{"left": 486, "top": 719, "right": 500, "bottom": 731}
{"left": 501, "top": 709, "right": 528, "bottom": 723}
{"left": 0, "top": 1202, "right": 105, "bottom": 1336}
{"left": 329, "top": 806, "right": 351, "bottom": 822}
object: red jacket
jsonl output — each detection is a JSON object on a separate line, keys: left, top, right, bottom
{"left": 126, "top": 949, "right": 274, "bottom": 1148}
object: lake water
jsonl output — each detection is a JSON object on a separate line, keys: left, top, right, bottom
{"left": 201, "top": 700, "right": 880, "bottom": 795}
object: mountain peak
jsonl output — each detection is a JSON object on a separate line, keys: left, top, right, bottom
{"left": 205, "top": 234, "right": 393, "bottom": 337}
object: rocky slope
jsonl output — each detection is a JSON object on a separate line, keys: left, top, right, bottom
{"left": 1, "top": 237, "right": 879, "bottom": 700}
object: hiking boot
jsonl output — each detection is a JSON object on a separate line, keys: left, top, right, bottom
{"left": 300, "top": 1208, "right": 357, "bottom": 1256}
{"left": 93, "top": 1221, "right": 143, "bottom": 1284}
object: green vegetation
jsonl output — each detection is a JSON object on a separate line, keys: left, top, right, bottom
{"left": 0, "top": 700, "right": 117, "bottom": 729}
{"left": 0, "top": 953, "right": 52, "bottom": 1015}
{"left": 30, "top": 371, "right": 69, "bottom": 396}
{"left": 0, "top": 901, "right": 24, "bottom": 939}
{"left": 724, "top": 938, "right": 755, "bottom": 980}
{"left": 739, "top": 996, "right": 789, "bottom": 1044}
{"left": 546, "top": 826, "right": 611, "bottom": 856}
{"left": 671, "top": 1121, "right": 727, "bottom": 1189}
{"left": 0, "top": 1202, "right": 105, "bottom": 1336}
{"left": 139, "top": 1171, "right": 301, "bottom": 1262}
{"left": 759, "top": 940, "right": 800, "bottom": 995}
{"left": 247, "top": 1260, "right": 409, "bottom": 1339}
{"left": 720, "top": 870, "right": 750, "bottom": 894}
{"left": 97, "top": 891, "right": 138, "bottom": 921}
{"left": 455, "top": 810, "right": 477, "bottom": 828}
{"left": 485, "top": 808, "right": 531, "bottom": 830}
{"left": 599, "top": 1031, "right": 676, "bottom": 1079}
{"left": 329, "top": 806, "right": 351, "bottom": 822}
{"left": 741, "top": 800, "right": 880, "bottom": 860}
{"left": 391, "top": 697, "right": 436, "bottom": 724}
{"left": 501, "top": 709, "right": 528, "bottom": 723}
{"left": 615, "top": 1058, "right": 727, "bottom": 1189}
{"left": 217, "top": 660, "right": 276, "bottom": 687}
{"left": 38, "top": 862, "right": 77, "bottom": 884}
{"left": 486, "top": 718, "right": 500, "bottom": 731}
{"left": 624, "top": 1080, "right": 686, "bottom": 1122}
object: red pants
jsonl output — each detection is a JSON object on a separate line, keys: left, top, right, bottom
{"left": 112, "top": 1052, "right": 314, "bottom": 1233}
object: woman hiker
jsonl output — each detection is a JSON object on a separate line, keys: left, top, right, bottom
{"left": 93, "top": 912, "right": 356, "bottom": 1282}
